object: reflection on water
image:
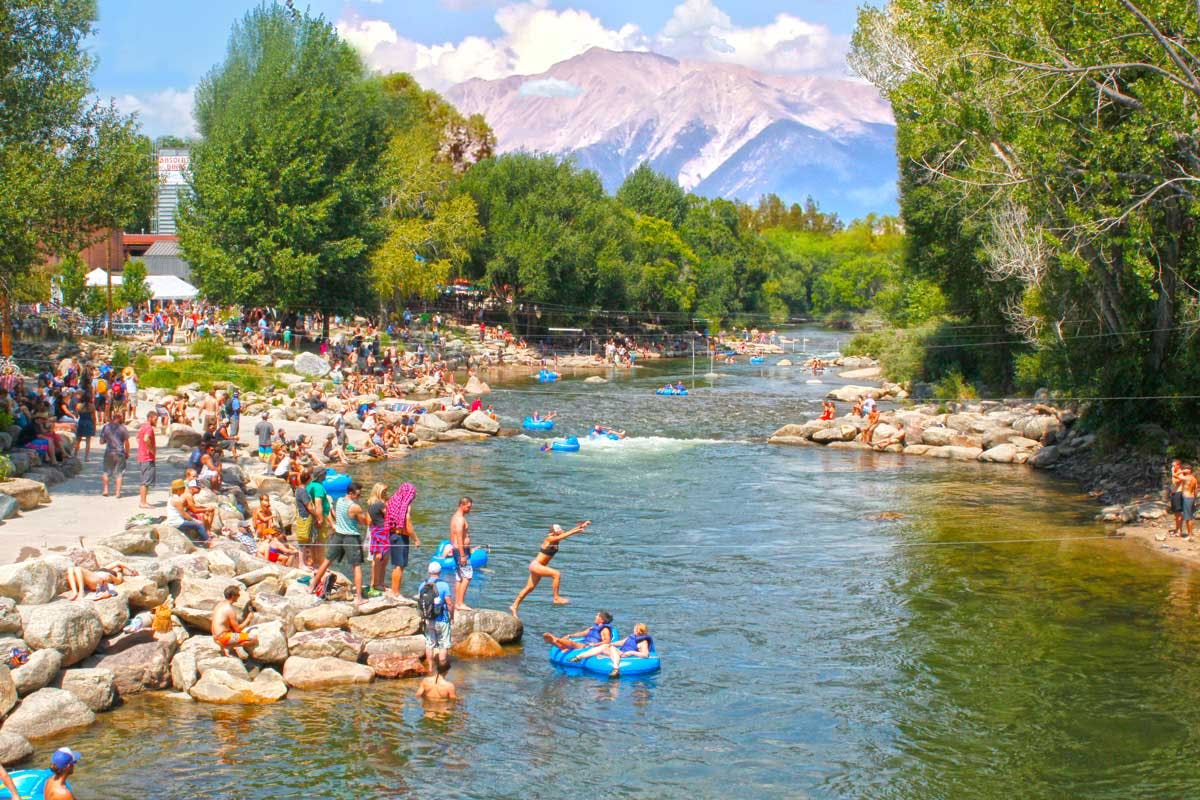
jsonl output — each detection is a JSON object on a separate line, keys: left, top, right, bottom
{"left": 55, "top": 329, "right": 1200, "bottom": 798}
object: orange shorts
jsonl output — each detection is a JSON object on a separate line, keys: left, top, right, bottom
{"left": 215, "top": 631, "right": 251, "bottom": 647}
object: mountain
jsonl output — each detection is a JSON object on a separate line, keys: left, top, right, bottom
{"left": 446, "top": 48, "right": 897, "bottom": 220}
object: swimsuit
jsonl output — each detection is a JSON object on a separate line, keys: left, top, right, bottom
{"left": 215, "top": 631, "right": 251, "bottom": 647}
{"left": 539, "top": 542, "right": 559, "bottom": 559}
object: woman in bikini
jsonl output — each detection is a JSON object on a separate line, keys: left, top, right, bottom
{"left": 65, "top": 561, "right": 137, "bottom": 601}
{"left": 509, "top": 520, "right": 591, "bottom": 617}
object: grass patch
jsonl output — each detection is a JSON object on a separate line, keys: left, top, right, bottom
{"left": 138, "top": 340, "right": 273, "bottom": 392}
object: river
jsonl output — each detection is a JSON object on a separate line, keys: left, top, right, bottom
{"left": 56, "top": 328, "right": 1200, "bottom": 798}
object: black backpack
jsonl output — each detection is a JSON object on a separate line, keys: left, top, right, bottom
{"left": 418, "top": 580, "right": 442, "bottom": 623}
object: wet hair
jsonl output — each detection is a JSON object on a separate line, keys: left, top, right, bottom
{"left": 223, "top": 585, "right": 241, "bottom": 600}
{"left": 459, "top": 496, "right": 472, "bottom": 507}
{"left": 598, "top": 610, "right": 613, "bottom": 624}
{"left": 436, "top": 655, "right": 452, "bottom": 676}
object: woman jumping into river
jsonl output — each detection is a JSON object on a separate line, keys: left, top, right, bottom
{"left": 509, "top": 520, "right": 591, "bottom": 617}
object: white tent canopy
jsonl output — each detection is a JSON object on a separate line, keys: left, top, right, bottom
{"left": 85, "top": 269, "right": 198, "bottom": 301}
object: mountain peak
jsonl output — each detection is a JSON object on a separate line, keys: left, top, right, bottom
{"left": 446, "top": 50, "right": 896, "bottom": 218}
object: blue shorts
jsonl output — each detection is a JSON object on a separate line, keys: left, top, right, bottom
{"left": 389, "top": 534, "right": 410, "bottom": 568}
{"left": 1184, "top": 496, "right": 1196, "bottom": 521}
{"left": 258, "top": 446, "right": 272, "bottom": 457}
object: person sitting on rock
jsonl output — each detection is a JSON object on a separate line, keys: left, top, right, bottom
{"left": 872, "top": 420, "right": 906, "bottom": 451}
{"left": 543, "top": 610, "right": 615, "bottom": 653}
{"left": 65, "top": 560, "right": 137, "bottom": 601}
{"left": 819, "top": 400, "right": 836, "bottom": 421}
{"left": 862, "top": 407, "right": 882, "bottom": 444}
{"left": 212, "top": 584, "right": 257, "bottom": 657}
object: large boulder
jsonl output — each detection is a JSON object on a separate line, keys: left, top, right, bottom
{"left": 347, "top": 607, "right": 421, "bottom": 641}
{"left": 462, "top": 411, "right": 501, "bottom": 435}
{"left": 245, "top": 620, "right": 288, "bottom": 665}
{"left": 189, "top": 668, "right": 288, "bottom": 704}
{"left": 282, "top": 656, "right": 374, "bottom": 690}
{"left": 0, "top": 561, "right": 58, "bottom": 605}
{"left": 294, "top": 352, "right": 332, "bottom": 378}
{"left": 173, "top": 575, "right": 246, "bottom": 629}
{"left": 464, "top": 375, "right": 491, "bottom": 395}
{"left": 943, "top": 446, "right": 985, "bottom": 461}
{"left": 155, "top": 526, "right": 198, "bottom": 556}
{"left": 1, "top": 687, "right": 95, "bottom": 739}
{"left": 435, "top": 408, "right": 469, "bottom": 426}
{"left": 982, "top": 428, "right": 1019, "bottom": 449}
{"left": 811, "top": 426, "right": 858, "bottom": 444}
{"left": 92, "top": 595, "right": 130, "bottom": 637}
{"left": 919, "top": 427, "right": 959, "bottom": 447}
{"left": 19, "top": 602, "right": 103, "bottom": 666}
{"left": 287, "top": 629, "right": 363, "bottom": 661}
{"left": 166, "top": 424, "right": 203, "bottom": 450}
{"left": 0, "top": 599, "right": 20, "bottom": 635}
{"left": 366, "top": 654, "right": 427, "bottom": 679}
{"left": 978, "top": 443, "right": 1019, "bottom": 464}
{"left": 415, "top": 413, "right": 451, "bottom": 434}
{"left": 85, "top": 639, "right": 176, "bottom": 696}
{"left": 363, "top": 636, "right": 427, "bottom": 658}
{"left": 246, "top": 592, "right": 294, "bottom": 634}
{"left": 12, "top": 648, "right": 62, "bottom": 696}
{"left": 293, "top": 603, "right": 353, "bottom": 632}
{"left": 1029, "top": 445, "right": 1060, "bottom": 468}
{"left": 0, "top": 667, "right": 15, "bottom": 718}
{"left": 452, "top": 631, "right": 503, "bottom": 658}
{"left": 98, "top": 527, "right": 158, "bottom": 556}
{"left": 169, "top": 651, "right": 199, "bottom": 693}
{"left": 115, "top": 576, "right": 168, "bottom": 611}
{"left": 451, "top": 609, "right": 523, "bottom": 645}
{"left": 0, "top": 732, "right": 32, "bottom": 765}
{"left": 0, "top": 479, "right": 50, "bottom": 512}
{"left": 825, "top": 385, "right": 879, "bottom": 403}
{"left": 57, "top": 668, "right": 118, "bottom": 712}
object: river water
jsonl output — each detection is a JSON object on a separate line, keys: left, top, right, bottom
{"left": 58, "top": 329, "right": 1200, "bottom": 798}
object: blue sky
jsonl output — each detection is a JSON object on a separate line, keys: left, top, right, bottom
{"left": 92, "top": 0, "right": 866, "bottom": 138}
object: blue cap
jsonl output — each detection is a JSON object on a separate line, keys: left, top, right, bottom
{"left": 51, "top": 747, "right": 81, "bottom": 769}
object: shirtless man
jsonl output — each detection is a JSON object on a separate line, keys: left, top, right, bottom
{"left": 450, "top": 497, "right": 474, "bottom": 612}
{"left": 200, "top": 389, "right": 220, "bottom": 432}
{"left": 1170, "top": 459, "right": 1185, "bottom": 536}
{"left": 1182, "top": 465, "right": 1198, "bottom": 540}
{"left": 862, "top": 407, "right": 881, "bottom": 444}
{"left": 212, "top": 585, "right": 257, "bottom": 657}
{"left": 43, "top": 748, "right": 81, "bottom": 800}
{"left": 415, "top": 655, "right": 456, "bottom": 702}
{"left": 872, "top": 420, "right": 906, "bottom": 451}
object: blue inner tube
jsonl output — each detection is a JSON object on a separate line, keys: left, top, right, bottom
{"left": 431, "top": 539, "right": 489, "bottom": 572}
{"left": 0, "top": 770, "right": 67, "bottom": 799}
{"left": 589, "top": 431, "right": 620, "bottom": 441}
{"left": 655, "top": 388, "right": 688, "bottom": 396}
{"left": 548, "top": 636, "right": 661, "bottom": 677}
{"left": 523, "top": 417, "right": 554, "bottom": 431}
{"left": 749, "top": 357, "right": 765, "bottom": 364}
{"left": 537, "top": 370, "right": 559, "bottom": 383}
{"left": 322, "top": 468, "right": 352, "bottom": 501}
{"left": 550, "top": 436, "right": 580, "bottom": 452}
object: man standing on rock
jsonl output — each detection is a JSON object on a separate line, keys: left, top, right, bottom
{"left": 1182, "top": 465, "right": 1198, "bottom": 540}
{"left": 136, "top": 409, "right": 157, "bottom": 509}
{"left": 201, "top": 388, "right": 220, "bottom": 432}
{"left": 1170, "top": 459, "right": 1185, "bottom": 536}
{"left": 254, "top": 412, "right": 274, "bottom": 460}
{"left": 420, "top": 561, "right": 454, "bottom": 674}
{"left": 310, "top": 481, "right": 370, "bottom": 604}
{"left": 99, "top": 411, "right": 129, "bottom": 499}
{"left": 450, "top": 496, "right": 474, "bottom": 612}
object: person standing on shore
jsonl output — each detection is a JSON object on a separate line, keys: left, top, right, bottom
{"left": 450, "top": 496, "right": 474, "bottom": 612}
{"left": 43, "top": 747, "right": 81, "bottom": 800}
{"left": 99, "top": 412, "right": 129, "bottom": 498}
{"left": 310, "top": 482, "right": 369, "bottom": 604}
{"left": 385, "top": 482, "right": 419, "bottom": 597}
{"left": 76, "top": 394, "right": 96, "bottom": 461}
{"left": 254, "top": 412, "right": 274, "bottom": 459}
{"left": 226, "top": 389, "right": 242, "bottom": 449}
{"left": 420, "top": 562, "right": 454, "bottom": 674}
{"left": 1170, "top": 459, "right": 1184, "bottom": 536}
{"left": 1181, "top": 465, "right": 1198, "bottom": 540}
{"left": 136, "top": 410, "right": 157, "bottom": 509}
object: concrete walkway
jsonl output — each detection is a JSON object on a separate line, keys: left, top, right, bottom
{"left": 0, "top": 401, "right": 368, "bottom": 564}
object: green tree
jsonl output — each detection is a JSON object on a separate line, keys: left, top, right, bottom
{"left": 180, "top": 2, "right": 387, "bottom": 332}
{"left": 118, "top": 260, "right": 151, "bottom": 309}
{"left": 57, "top": 253, "right": 88, "bottom": 308}
{"left": 616, "top": 164, "right": 688, "bottom": 227}
{"left": 0, "top": 0, "right": 156, "bottom": 351}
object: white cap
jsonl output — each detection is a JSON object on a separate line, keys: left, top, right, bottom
{"left": 427, "top": 562, "right": 441, "bottom": 574}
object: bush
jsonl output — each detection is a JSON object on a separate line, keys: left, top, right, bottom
{"left": 0, "top": 454, "right": 12, "bottom": 482}
{"left": 190, "top": 338, "right": 233, "bottom": 362}
{"left": 111, "top": 344, "right": 131, "bottom": 369}
{"left": 933, "top": 369, "right": 978, "bottom": 401}
{"left": 133, "top": 353, "right": 150, "bottom": 373}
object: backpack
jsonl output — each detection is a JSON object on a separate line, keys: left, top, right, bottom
{"left": 111, "top": 379, "right": 125, "bottom": 399}
{"left": 188, "top": 447, "right": 203, "bottom": 471}
{"left": 224, "top": 396, "right": 236, "bottom": 418}
{"left": 95, "top": 378, "right": 107, "bottom": 395}
{"left": 418, "top": 580, "right": 442, "bottom": 623}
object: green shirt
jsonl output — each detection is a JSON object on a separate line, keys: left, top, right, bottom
{"left": 306, "top": 481, "right": 331, "bottom": 519}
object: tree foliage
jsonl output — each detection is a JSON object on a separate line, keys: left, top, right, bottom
{"left": 180, "top": 2, "right": 387, "bottom": 317}
{"left": 0, "top": 0, "right": 155, "bottom": 343}
{"left": 118, "top": 260, "right": 151, "bottom": 309}
{"left": 617, "top": 164, "right": 689, "bottom": 228}
{"left": 57, "top": 253, "right": 87, "bottom": 308}
{"left": 852, "top": 0, "right": 1200, "bottom": 423}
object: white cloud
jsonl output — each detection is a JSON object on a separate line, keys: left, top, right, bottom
{"left": 113, "top": 87, "right": 197, "bottom": 139}
{"left": 339, "top": 3, "right": 645, "bottom": 89}
{"left": 339, "top": 0, "right": 849, "bottom": 90}
{"left": 519, "top": 77, "right": 583, "bottom": 98}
